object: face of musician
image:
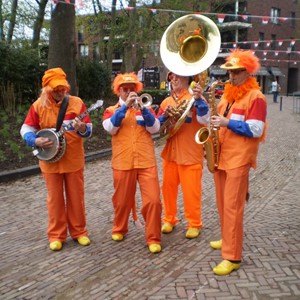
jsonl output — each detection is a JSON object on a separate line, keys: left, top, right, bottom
{"left": 169, "top": 73, "right": 189, "bottom": 92}
{"left": 228, "top": 69, "right": 249, "bottom": 86}
{"left": 119, "top": 83, "right": 136, "bottom": 101}
{"left": 51, "top": 86, "right": 68, "bottom": 102}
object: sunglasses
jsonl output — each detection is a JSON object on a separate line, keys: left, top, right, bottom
{"left": 121, "top": 87, "right": 136, "bottom": 93}
{"left": 228, "top": 69, "right": 246, "bottom": 75}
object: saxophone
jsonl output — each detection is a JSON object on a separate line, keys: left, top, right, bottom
{"left": 195, "top": 80, "right": 228, "bottom": 173}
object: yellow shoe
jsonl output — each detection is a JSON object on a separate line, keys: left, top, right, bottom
{"left": 77, "top": 236, "right": 91, "bottom": 246}
{"left": 112, "top": 233, "right": 124, "bottom": 241}
{"left": 185, "top": 228, "right": 200, "bottom": 239}
{"left": 161, "top": 223, "right": 174, "bottom": 233}
{"left": 49, "top": 241, "right": 62, "bottom": 251}
{"left": 213, "top": 260, "right": 240, "bottom": 276}
{"left": 148, "top": 244, "right": 161, "bottom": 253}
{"left": 210, "top": 239, "right": 222, "bottom": 249}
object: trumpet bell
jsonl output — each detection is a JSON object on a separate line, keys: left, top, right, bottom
{"left": 139, "top": 93, "right": 152, "bottom": 107}
{"left": 160, "top": 14, "right": 221, "bottom": 76}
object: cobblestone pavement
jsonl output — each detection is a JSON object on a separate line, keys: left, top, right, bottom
{"left": 0, "top": 95, "right": 300, "bottom": 300}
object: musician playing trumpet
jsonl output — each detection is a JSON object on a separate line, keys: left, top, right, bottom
{"left": 102, "top": 72, "right": 162, "bottom": 254}
{"left": 157, "top": 71, "right": 210, "bottom": 239}
{"left": 20, "top": 68, "right": 92, "bottom": 251}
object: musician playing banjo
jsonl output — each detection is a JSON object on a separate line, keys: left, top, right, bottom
{"left": 20, "top": 68, "right": 92, "bottom": 251}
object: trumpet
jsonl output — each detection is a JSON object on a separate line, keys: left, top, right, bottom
{"left": 132, "top": 93, "right": 153, "bottom": 110}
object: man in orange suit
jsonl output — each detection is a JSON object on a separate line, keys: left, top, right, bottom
{"left": 157, "top": 72, "right": 209, "bottom": 239}
{"left": 102, "top": 72, "right": 162, "bottom": 253}
{"left": 20, "top": 68, "right": 92, "bottom": 251}
{"left": 210, "top": 49, "right": 267, "bottom": 275}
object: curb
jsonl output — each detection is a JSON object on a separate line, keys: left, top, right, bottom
{"left": 0, "top": 148, "right": 112, "bottom": 183}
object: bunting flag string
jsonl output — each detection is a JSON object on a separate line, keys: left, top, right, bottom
{"left": 126, "top": 6, "right": 300, "bottom": 21}
{"left": 220, "top": 48, "right": 300, "bottom": 55}
{"left": 221, "top": 38, "right": 299, "bottom": 48}
{"left": 51, "top": 0, "right": 84, "bottom": 8}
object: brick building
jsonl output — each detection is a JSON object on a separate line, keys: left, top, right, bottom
{"left": 77, "top": 1, "right": 300, "bottom": 94}
{"left": 214, "top": 0, "right": 300, "bottom": 95}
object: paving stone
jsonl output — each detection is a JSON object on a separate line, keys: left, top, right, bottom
{"left": 0, "top": 96, "right": 300, "bottom": 299}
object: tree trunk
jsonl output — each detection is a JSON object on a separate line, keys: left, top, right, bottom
{"left": 6, "top": 0, "right": 18, "bottom": 44}
{"left": 106, "top": 0, "right": 117, "bottom": 79}
{"left": 31, "top": 0, "right": 48, "bottom": 49}
{"left": 48, "top": 0, "right": 77, "bottom": 95}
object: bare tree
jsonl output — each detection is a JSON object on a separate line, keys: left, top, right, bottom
{"left": 48, "top": 0, "right": 77, "bottom": 95}
{"left": 106, "top": 0, "right": 117, "bottom": 77}
{"left": 31, "top": 0, "right": 48, "bottom": 49}
{"left": 6, "top": 0, "right": 18, "bottom": 44}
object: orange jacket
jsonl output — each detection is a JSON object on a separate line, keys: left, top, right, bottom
{"left": 103, "top": 103, "right": 158, "bottom": 170}
{"left": 217, "top": 89, "right": 267, "bottom": 170}
{"left": 22, "top": 96, "right": 91, "bottom": 173}
{"left": 158, "top": 89, "right": 206, "bottom": 165}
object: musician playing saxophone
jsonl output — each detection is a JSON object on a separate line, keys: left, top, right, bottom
{"left": 157, "top": 72, "right": 209, "bottom": 239}
{"left": 209, "top": 50, "right": 267, "bottom": 276}
{"left": 20, "top": 68, "right": 92, "bottom": 251}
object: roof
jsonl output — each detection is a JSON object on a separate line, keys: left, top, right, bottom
{"left": 210, "top": 65, "right": 227, "bottom": 76}
{"left": 257, "top": 66, "right": 270, "bottom": 76}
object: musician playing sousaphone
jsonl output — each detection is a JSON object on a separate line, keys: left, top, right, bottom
{"left": 157, "top": 71, "right": 210, "bottom": 239}
{"left": 20, "top": 67, "right": 92, "bottom": 251}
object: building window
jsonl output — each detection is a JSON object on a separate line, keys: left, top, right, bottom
{"left": 259, "top": 32, "right": 264, "bottom": 50}
{"left": 290, "top": 12, "right": 296, "bottom": 27}
{"left": 93, "top": 43, "right": 99, "bottom": 60}
{"left": 270, "top": 7, "right": 280, "bottom": 24}
{"left": 79, "top": 44, "right": 89, "bottom": 57}
{"left": 271, "top": 34, "right": 276, "bottom": 50}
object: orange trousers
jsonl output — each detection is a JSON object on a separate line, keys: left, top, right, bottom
{"left": 112, "top": 166, "right": 162, "bottom": 245}
{"left": 213, "top": 164, "right": 250, "bottom": 261}
{"left": 42, "top": 168, "right": 88, "bottom": 242}
{"left": 162, "top": 160, "right": 203, "bottom": 229}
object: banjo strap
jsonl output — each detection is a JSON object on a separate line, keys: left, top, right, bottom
{"left": 56, "top": 95, "right": 70, "bottom": 132}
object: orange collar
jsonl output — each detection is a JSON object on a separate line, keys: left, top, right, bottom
{"left": 223, "top": 77, "right": 260, "bottom": 103}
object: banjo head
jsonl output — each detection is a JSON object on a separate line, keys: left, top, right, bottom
{"left": 35, "top": 129, "right": 65, "bottom": 162}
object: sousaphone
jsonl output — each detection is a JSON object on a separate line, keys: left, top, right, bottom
{"left": 159, "top": 14, "right": 221, "bottom": 139}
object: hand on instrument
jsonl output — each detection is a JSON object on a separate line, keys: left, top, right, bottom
{"left": 72, "top": 117, "right": 87, "bottom": 133}
{"left": 35, "top": 137, "right": 54, "bottom": 149}
{"left": 192, "top": 82, "right": 204, "bottom": 100}
{"left": 211, "top": 114, "right": 229, "bottom": 128}
{"left": 125, "top": 92, "right": 138, "bottom": 108}
{"left": 163, "top": 105, "right": 176, "bottom": 118}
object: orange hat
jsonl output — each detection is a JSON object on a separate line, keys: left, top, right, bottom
{"left": 112, "top": 72, "right": 143, "bottom": 96}
{"left": 42, "top": 68, "right": 69, "bottom": 89}
{"left": 221, "top": 49, "right": 260, "bottom": 74}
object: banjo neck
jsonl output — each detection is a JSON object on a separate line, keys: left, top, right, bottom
{"left": 56, "top": 99, "right": 104, "bottom": 137}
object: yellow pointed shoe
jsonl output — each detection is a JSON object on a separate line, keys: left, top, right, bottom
{"left": 185, "top": 228, "right": 200, "bottom": 239}
{"left": 77, "top": 236, "right": 91, "bottom": 246}
{"left": 49, "top": 241, "right": 62, "bottom": 251}
{"left": 161, "top": 222, "right": 174, "bottom": 233}
{"left": 213, "top": 260, "right": 240, "bottom": 276}
{"left": 210, "top": 239, "right": 222, "bottom": 249}
{"left": 112, "top": 233, "right": 124, "bottom": 241}
{"left": 148, "top": 244, "right": 161, "bottom": 253}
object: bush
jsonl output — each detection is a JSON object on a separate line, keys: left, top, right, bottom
{"left": 76, "top": 58, "right": 111, "bottom": 101}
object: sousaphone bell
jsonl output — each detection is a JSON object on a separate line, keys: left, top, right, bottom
{"left": 159, "top": 14, "right": 221, "bottom": 140}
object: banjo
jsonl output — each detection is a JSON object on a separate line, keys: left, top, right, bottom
{"left": 32, "top": 100, "right": 104, "bottom": 163}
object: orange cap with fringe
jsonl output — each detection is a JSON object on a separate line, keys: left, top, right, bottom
{"left": 112, "top": 72, "right": 143, "bottom": 96}
{"left": 221, "top": 49, "right": 260, "bottom": 74}
{"left": 42, "top": 68, "right": 69, "bottom": 89}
